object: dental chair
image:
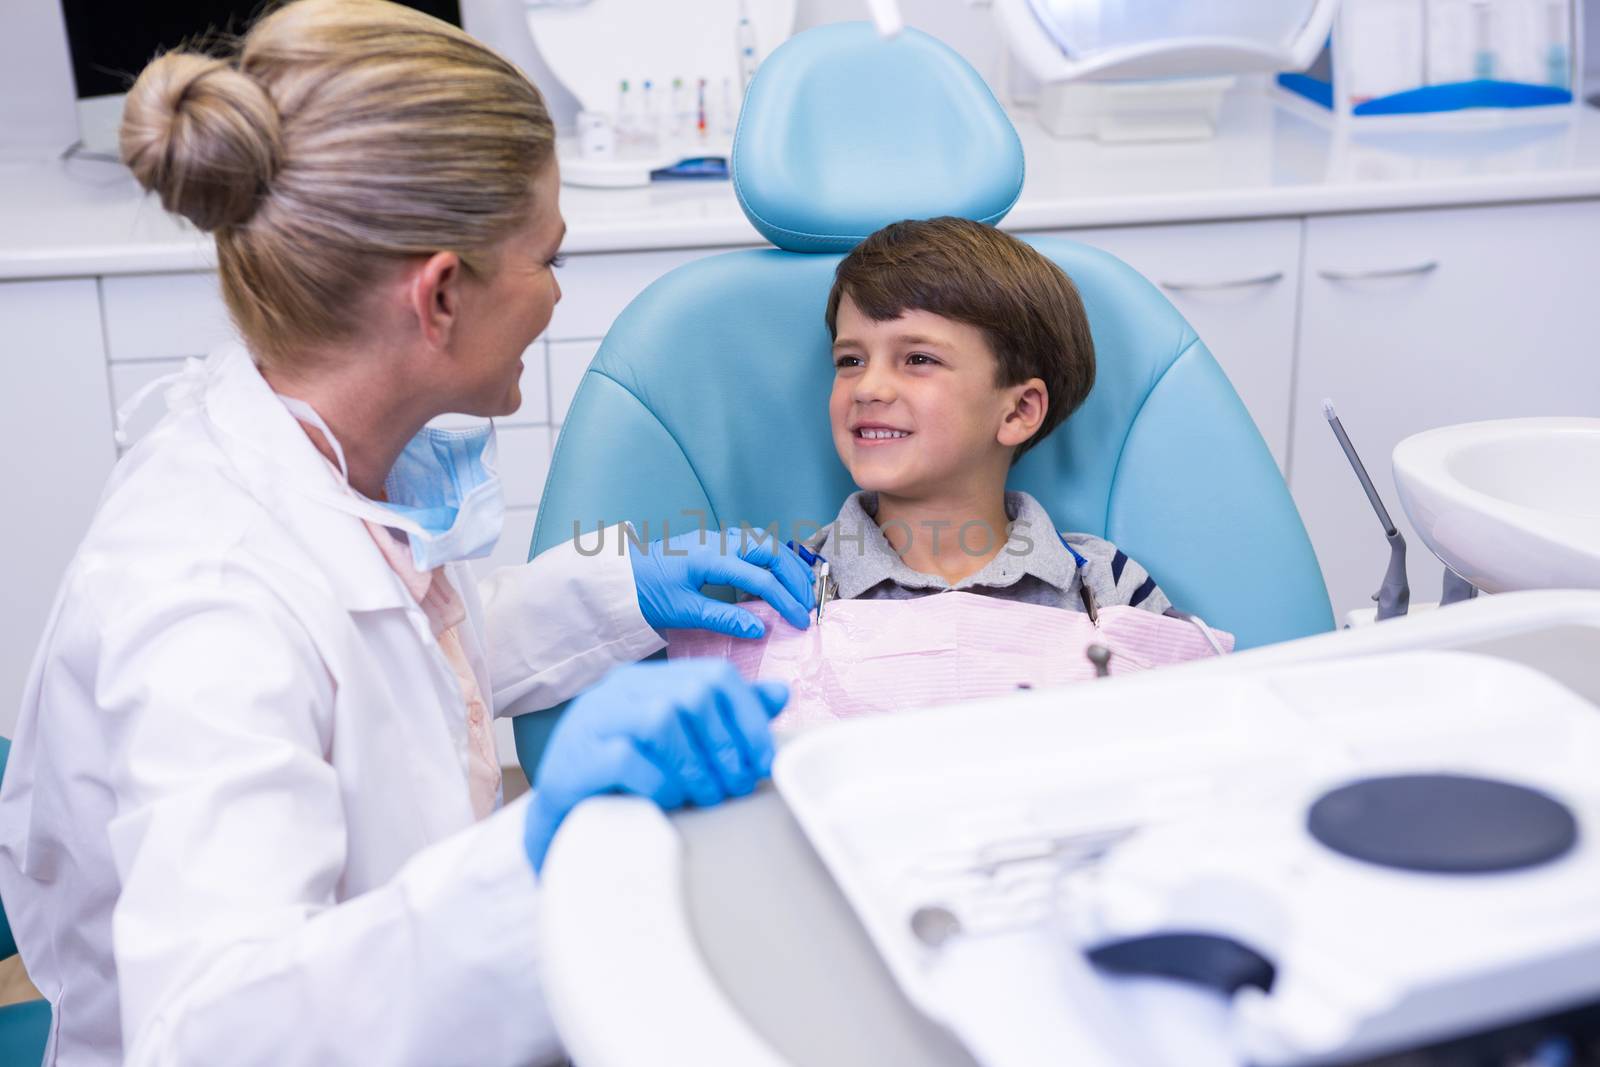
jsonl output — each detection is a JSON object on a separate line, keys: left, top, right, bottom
{"left": 0, "top": 737, "right": 51, "bottom": 1066}
{"left": 514, "top": 23, "right": 1333, "bottom": 774}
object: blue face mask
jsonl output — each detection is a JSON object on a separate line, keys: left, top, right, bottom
{"left": 380, "top": 425, "right": 507, "bottom": 571}
{"left": 280, "top": 396, "right": 506, "bottom": 572}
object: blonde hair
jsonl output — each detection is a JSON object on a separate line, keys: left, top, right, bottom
{"left": 120, "top": 0, "right": 554, "bottom": 366}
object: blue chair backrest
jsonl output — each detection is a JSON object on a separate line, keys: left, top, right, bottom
{"left": 514, "top": 24, "right": 1332, "bottom": 774}
{"left": 0, "top": 737, "right": 17, "bottom": 961}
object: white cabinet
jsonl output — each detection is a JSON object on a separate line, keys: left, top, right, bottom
{"left": 111, "top": 348, "right": 555, "bottom": 445}
{"left": 11, "top": 196, "right": 1600, "bottom": 726}
{"left": 1, "top": 279, "right": 115, "bottom": 732}
{"left": 1055, "top": 219, "right": 1302, "bottom": 470}
{"left": 109, "top": 358, "right": 188, "bottom": 447}
{"left": 1290, "top": 200, "right": 1600, "bottom": 619}
{"left": 101, "top": 272, "right": 238, "bottom": 362}
{"left": 549, "top": 339, "right": 602, "bottom": 425}
{"left": 547, "top": 247, "right": 736, "bottom": 341}
{"left": 472, "top": 507, "right": 541, "bottom": 580}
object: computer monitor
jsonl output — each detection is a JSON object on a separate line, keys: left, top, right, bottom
{"left": 61, "top": 0, "right": 461, "bottom": 98}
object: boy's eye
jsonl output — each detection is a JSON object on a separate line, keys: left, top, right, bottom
{"left": 834, "top": 355, "right": 862, "bottom": 368}
{"left": 907, "top": 352, "right": 938, "bottom": 366}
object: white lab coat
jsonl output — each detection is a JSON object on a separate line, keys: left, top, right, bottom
{"left": 0, "top": 346, "right": 666, "bottom": 1066}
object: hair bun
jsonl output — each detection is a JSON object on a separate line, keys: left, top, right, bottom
{"left": 120, "top": 52, "right": 282, "bottom": 232}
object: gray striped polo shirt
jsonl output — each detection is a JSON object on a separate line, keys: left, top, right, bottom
{"left": 804, "top": 490, "right": 1171, "bottom": 617}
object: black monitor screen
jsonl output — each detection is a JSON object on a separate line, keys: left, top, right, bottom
{"left": 63, "top": 0, "right": 462, "bottom": 98}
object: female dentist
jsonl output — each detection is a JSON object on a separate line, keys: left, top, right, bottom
{"left": 0, "top": 1, "right": 816, "bottom": 1064}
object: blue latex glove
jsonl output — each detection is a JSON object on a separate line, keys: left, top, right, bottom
{"left": 629, "top": 530, "right": 815, "bottom": 638}
{"left": 523, "top": 659, "right": 790, "bottom": 873}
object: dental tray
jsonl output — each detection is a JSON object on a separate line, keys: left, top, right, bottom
{"left": 772, "top": 652, "right": 1600, "bottom": 1067}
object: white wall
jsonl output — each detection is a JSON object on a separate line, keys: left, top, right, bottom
{"left": 1585, "top": 0, "right": 1600, "bottom": 93}
{"left": 795, "top": 0, "right": 1009, "bottom": 91}
{"left": 0, "top": 0, "right": 79, "bottom": 158}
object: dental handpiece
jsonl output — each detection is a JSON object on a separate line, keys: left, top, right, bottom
{"left": 1323, "top": 399, "right": 1409, "bottom": 620}
{"left": 1323, "top": 400, "right": 1396, "bottom": 536}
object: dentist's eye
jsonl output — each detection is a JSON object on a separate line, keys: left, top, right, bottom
{"left": 547, "top": 253, "right": 567, "bottom": 269}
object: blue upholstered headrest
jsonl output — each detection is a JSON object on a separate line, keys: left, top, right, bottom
{"left": 732, "top": 23, "right": 1026, "bottom": 253}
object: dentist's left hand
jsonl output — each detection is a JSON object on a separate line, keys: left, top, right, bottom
{"left": 629, "top": 530, "right": 815, "bottom": 638}
{"left": 523, "top": 659, "right": 789, "bottom": 873}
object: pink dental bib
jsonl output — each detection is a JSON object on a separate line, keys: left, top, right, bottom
{"left": 667, "top": 591, "right": 1233, "bottom": 732}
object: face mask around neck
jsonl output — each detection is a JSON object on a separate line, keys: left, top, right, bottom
{"left": 277, "top": 395, "right": 506, "bottom": 572}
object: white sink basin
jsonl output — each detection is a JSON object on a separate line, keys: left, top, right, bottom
{"left": 1393, "top": 417, "right": 1600, "bottom": 594}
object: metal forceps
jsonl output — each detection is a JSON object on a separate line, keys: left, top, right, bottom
{"left": 787, "top": 540, "right": 833, "bottom": 620}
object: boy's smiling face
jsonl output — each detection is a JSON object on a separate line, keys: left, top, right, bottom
{"left": 829, "top": 293, "right": 1046, "bottom": 500}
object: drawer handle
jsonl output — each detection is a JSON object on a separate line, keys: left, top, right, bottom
{"left": 1159, "top": 271, "right": 1284, "bottom": 292}
{"left": 1317, "top": 261, "right": 1439, "bottom": 282}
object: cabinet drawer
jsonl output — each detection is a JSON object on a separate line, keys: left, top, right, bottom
{"left": 115, "top": 361, "right": 556, "bottom": 510}
{"left": 110, "top": 357, "right": 187, "bottom": 449}
{"left": 548, "top": 339, "right": 600, "bottom": 426}
{"left": 1047, "top": 219, "right": 1301, "bottom": 472}
{"left": 102, "top": 272, "right": 238, "bottom": 362}
{"left": 3, "top": 278, "right": 115, "bottom": 736}
{"left": 546, "top": 247, "right": 734, "bottom": 340}
{"left": 497, "top": 425, "right": 553, "bottom": 508}
{"left": 470, "top": 505, "right": 540, "bottom": 579}
{"left": 1291, "top": 199, "right": 1600, "bottom": 617}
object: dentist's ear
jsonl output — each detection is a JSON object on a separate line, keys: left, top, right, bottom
{"left": 998, "top": 378, "right": 1049, "bottom": 449}
{"left": 407, "top": 251, "right": 465, "bottom": 351}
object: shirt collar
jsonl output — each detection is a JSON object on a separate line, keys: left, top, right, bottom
{"left": 817, "top": 490, "right": 1082, "bottom": 600}
{"left": 203, "top": 343, "right": 414, "bottom": 613}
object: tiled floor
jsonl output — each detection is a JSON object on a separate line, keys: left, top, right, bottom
{"left": 0, "top": 766, "right": 533, "bottom": 1008}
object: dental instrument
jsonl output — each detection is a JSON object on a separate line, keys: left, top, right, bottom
{"left": 614, "top": 79, "right": 634, "bottom": 148}
{"left": 1324, "top": 399, "right": 1411, "bottom": 622}
{"left": 719, "top": 77, "right": 736, "bottom": 138}
{"left": 786, "top": 539, "right": 832, "bottom": 620}
{"left": 1473, "top": 0, "right": 1498, "bottom": 80}
{"left": 1546, "top": 0, "right": 1572, "bottom": 88}
{"left": 464, "top": 0, "right": 799, "bottom": 188}
{"left": 737, "top": 0, "right": 760, "bottom": 88}
{"left": 1166, "top": 610, "right": 1230, "bottom": 656}
{"left": 670, "top": 77, "right": 687, "bottom": 137}
{"left": 641, "top": 79, "right": 657, "bottom": 144}
{"left": 864, "top": 0, "right": 903, "bottom": 39}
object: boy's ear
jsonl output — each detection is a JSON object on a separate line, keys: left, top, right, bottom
{"left": 997, "top": 377, "right": 1049, "bottom": 449}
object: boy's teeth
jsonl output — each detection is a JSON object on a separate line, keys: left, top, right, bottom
{"left": 860, "top": 429, "right": 909, "bottom": 440}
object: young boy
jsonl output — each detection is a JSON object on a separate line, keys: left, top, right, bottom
{"left": 806, "top": 216, "right": 1171, "bottom": 618}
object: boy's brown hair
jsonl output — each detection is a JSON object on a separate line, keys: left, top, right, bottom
{"left": 825, "top": 217, "right": 1095, "bottom": 458}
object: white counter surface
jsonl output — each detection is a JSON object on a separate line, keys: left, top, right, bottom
{"left": 6, "top": 89, "right": 1600, "bottom": 280}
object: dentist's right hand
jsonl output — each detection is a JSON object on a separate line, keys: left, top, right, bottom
{"left": 522, "top": 660, "right": 789, "bottom": 872}
{"left": 629, "top": 531, "right": 816, "bottom": 638}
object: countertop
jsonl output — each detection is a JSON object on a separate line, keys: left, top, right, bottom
{"left": 6, "top": 88, "right": 1600, "bottom": 280}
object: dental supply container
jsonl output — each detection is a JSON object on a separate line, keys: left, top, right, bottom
{"left": 1279, "top": 0, "right": 1582, "bottom": 121}
{"left": 461, "top": 0, "right": 796, "bottom": 187}
{"left": 996, "top": 0, "right": 1341, "bottom": 141}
